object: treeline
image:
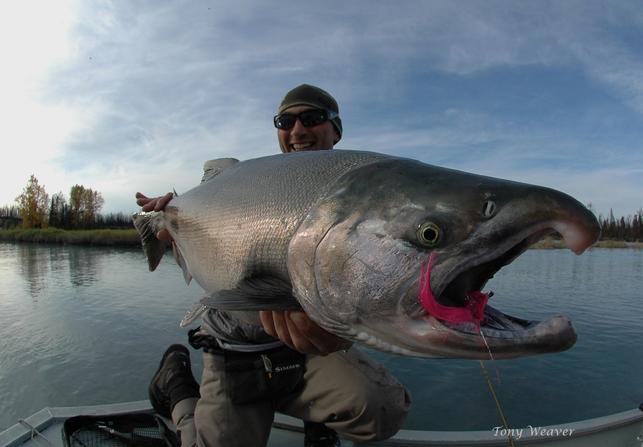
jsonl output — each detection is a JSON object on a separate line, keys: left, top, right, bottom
{"left": 2, "top": 174, "right": 133, "bottom": 230}
{"left": 47, "top": 188, "right": 133, "bottom": 229}
{"left": 2, "top": 175, "right": 641, "bottom": 240}
{"left": 1, "top": 203, "right": 132, "bottom": 229}
{"left": 597, "top": 209, "right": 643, "bottom": 242}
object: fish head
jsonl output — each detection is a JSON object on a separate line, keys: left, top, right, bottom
{"left": 288, "top": 157, "right": 600, "bottom": 359}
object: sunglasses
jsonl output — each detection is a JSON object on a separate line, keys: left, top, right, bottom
{"left": 273, "top": 109, "right": 338, "bottom": 130}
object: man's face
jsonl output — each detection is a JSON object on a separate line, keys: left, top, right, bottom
{"left": 277, "top": 105, "right": 339, "bottom": 153}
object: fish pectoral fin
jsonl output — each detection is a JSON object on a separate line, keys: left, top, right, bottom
{"left": 180, "top": 303, "right": 208, "bottom": 328}
{"left": 200, "top": 276, "right": 302, "bottom": 311}
{"left": 172, "top": 241, "right": 192, "bottom": 285}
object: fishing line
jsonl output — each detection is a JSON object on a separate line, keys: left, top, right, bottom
{"left": 479, "top": 329, "right": 495, "bottom": 361}
{"left": 480, "top": 328, "right": 501, "bottom": 384}
{"left": 479, "top": 329, "right": 516, "bottom": 447}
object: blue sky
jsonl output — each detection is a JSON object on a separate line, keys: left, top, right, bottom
{"left": 2, "top": 0, "right": 642, "bottom": 217}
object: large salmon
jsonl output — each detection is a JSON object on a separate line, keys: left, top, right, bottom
{"left": 133, "top": 150, "right": 600, "bottom": 359}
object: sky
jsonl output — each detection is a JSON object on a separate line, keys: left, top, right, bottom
{"left": 2, "top": 0, "right": 642, "bottom": 218}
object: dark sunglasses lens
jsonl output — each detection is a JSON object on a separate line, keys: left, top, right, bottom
{"left": 274, "top": 109, "right": 329, "bottom": 129}
{"left": 275, "top": 114, "right": 296, "bottom": 129}
{"left": 299, "top": 110, "right": 328, "bottom": 127}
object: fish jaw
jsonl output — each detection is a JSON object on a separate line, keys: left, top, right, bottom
{"left": 369, "top": 212, "right": 595, "bottom": 358}
{"left": 346, "top": 311, "right": 577, "bottom": 359}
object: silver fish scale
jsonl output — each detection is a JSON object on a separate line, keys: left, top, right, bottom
{"left": 166, "top": 150, "right": 390, "bottom": 292}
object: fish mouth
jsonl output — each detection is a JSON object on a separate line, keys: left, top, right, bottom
{"left": 434, "top": 232, "right": 546, "bottom": 338}
{"left": 406, "top": 221, "right": 596, "bottom": 356}
{"left": 435, "top": 228, "right": 547, "bottom": 314}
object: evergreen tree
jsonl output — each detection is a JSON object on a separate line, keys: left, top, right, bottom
{"left": 48, "top": 192, "right": 66, "bottom": 228}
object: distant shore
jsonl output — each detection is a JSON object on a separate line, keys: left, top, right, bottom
{"left": 531, "top": 238, "right": 643, "bottom": 249}
{"left": 0, "top": 228, "right": 140, "bottom": 246}
{"left": 0, "top": 228, "right": 640, "bottom": 249}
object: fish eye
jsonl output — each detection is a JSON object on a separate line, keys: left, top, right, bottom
{"left": 417, "top": 222, "right": 441, "bottom": 247}
{"left": 482, "top": 200, "right": 496, "bottom": 218}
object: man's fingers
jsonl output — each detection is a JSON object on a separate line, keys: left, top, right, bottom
{"left": 288, "top": 311, "right": 352, "bottom": 354}
{"left": 259, "top": 311, "right": 277, "bottom": 337}
{"left": 259, "top": 310, "right": 351, "bottom": 355}
{"left": 261, "top": 311, "right": 316, "bottom": 352}
{"left": 156, "top": 229, "right": 171, "bottom": 241}
{"left": 284, "top": 312, "right": 323, "bottom": 355}
{"left": 135, "top": 192, "right": 150, "bottom": 207}
{"left": 154, "top": 192, "right": 174, "bottom": 211}
{"left": 135, "top": 192, "right": 174, "bottom": 212}
{"left": 142, "top": 201, "right": 157, "bottom": 212}
{"left": 271, "top": 311, "right": 295, "bottom": 350}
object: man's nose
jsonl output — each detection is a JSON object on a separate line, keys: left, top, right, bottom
{"left": 290, "top": 117, "right": 307, "bottom": 134}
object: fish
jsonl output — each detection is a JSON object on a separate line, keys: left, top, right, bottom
{"left": 133, "top": 149, "right": 600, "bottom": 359}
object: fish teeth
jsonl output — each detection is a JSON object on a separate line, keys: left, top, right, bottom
{"left": 357, "top": 331, "right": 381, "bottom": 347}
{"left": 356, "top": 331, "right": 412, "bottom": 355}
{"left": 356, "top": 331, "right": 370, "bottom": 341}
{"left": 390, "top": 345, "right": 408, "bottom": 355}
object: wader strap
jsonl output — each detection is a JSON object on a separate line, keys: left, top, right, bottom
{"left": 187, "top": 327, "right": 223, "bottom": 354}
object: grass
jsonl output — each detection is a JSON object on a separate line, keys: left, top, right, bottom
{"left": 0, "top": 228, "right": 141, "bottom": 246}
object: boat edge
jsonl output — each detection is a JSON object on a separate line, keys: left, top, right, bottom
{"left": 2, "top": 401, "right": 642, "bottom": 447}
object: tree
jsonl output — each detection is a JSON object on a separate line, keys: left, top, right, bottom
{"left": 15, "top": 175, "right": 49, "bottom": 228}
{"left": 68, "top": 184, "right": 104, "bottom": 228}
{"left": 48, "top": 192, "right": 67, "bottom": 228}
{"left": 82, "top": 188, "right": 104, "bottom": 227}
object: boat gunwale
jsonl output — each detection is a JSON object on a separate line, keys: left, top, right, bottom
{"left": 2, "top": 401, "right": 642, "bottom": 447}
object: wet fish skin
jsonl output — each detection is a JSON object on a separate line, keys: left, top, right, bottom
{"left": 133, "top": 149, "right": 600, "bottom": 359}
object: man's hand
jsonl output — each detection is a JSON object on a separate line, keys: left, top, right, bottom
{"left": 136, "top": 191, "right": 174, "bottom": 211}
{"left": 135, "top": 192, "right": 174, "bottom": 241}
{"left": 259, "top": 310, "right": 352, "bottom": 356}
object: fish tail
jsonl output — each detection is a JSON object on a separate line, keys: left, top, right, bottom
{"left": 132, "top": 212, "right": 169, "bottom": 271}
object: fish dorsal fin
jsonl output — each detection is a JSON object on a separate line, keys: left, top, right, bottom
{"left": 200, "top": 276, "right": 302, "bottom": 310}
{"left": 201, "top": 158, "right": 239, "bottom": 182}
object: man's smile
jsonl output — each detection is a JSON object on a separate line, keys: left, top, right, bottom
{"left": 290, "top": 142, "right": 316, "bottom": 151}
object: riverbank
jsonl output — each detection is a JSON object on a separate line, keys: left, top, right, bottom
{"left": 532, "top": 237, "right": 643, "bottom": 249}
{"left": 0, "top": 228, "right": 140, "bottom": 246}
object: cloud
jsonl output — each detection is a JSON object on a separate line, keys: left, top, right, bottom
{"left": 0, "top": 0, "right": 83, "bottom": 207}
{"left": 2, "top": 0, "right": 641, "bottom": 218}
{"left": 345, "top": 103, "right": 642, "bottom": 217}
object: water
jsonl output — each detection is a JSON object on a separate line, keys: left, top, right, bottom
{"left": 0, "top": 243, "right": 642, "bottom": 432}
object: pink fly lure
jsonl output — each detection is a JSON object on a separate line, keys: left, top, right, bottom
{"left": 418, "top": 253, "right": 489, "bottom": 329}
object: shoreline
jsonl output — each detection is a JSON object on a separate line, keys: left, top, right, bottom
{"left": 0, "top": 229, "right": 641, "bottom": 249}
{"left": 0, "top": 228, "right": 140, "bottom": 246}
{"left": 531, "top": 238, "right": 642, "bottom": 249}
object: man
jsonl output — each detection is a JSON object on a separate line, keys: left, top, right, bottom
{"left": 136, "top": 84, "right": 411, "bottom": 447}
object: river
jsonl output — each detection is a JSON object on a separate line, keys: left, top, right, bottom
{"left": 0, "top": 242, "right": 641, "bottom": 432}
